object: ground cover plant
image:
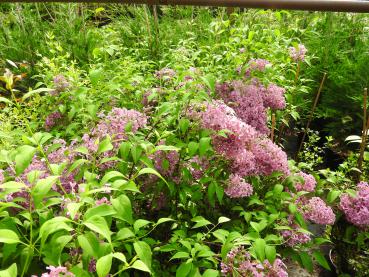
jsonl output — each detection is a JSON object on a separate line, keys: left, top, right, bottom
{"left": 0, "top": 4, "right": 368, "bottom": 277}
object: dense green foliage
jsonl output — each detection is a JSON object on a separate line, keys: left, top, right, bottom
{"left": 0, "top": 4, "right": 368, "bottom": 277}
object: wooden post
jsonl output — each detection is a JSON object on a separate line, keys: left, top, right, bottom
{"left": 296, "top": 72, "right": 327, "bottom": 159}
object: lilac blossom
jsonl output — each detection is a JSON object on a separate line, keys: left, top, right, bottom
{"left": 88, "top": 258, "right": 97, "bottom": 273}
{"left": 188, "top": 156, "right": 209, "bottom": 180}
{"left": 33, "top": 266, "right": 75, "bottom": 277}
{"left": 294, "top": 171, "right": 316, "bottom": 192}
{"left": 224, "top": 174, "right": 253, "bottom": 198}
{"left": 95, "top": 197, "right": 111, "bottom": 206}
{"left": 340, "top": 182, "right": 369, "bottom": 228}
{"left": 92, "top": 108, "right": 147, "bottom": 145}
{"left": 263, "top": 84, "right": 286, "bottom": 110}
{"left": 45, "top": 111, "right": 63, "bottom": 130}
{"left": 281, "top": 223, "right": 311, "bottom": 246}
{"left": 154, "top": 67, "right": 176, "bottom": 81}
{"left": 152, "top": 141, "right": 180, "bottom": 178}
{"left": 244, "top": 59, "right": 271, "bottom": 77}
{"left": 289, "top": 44, "right": 307, "bottom": 62}
{"left": 52, "top": 74, "right": 70, "bottom": 95}
{"left": 0, "top": 169, "right": 4, "bottom": 184}
{"left": 300, "top": 197, "right": 335, "bottom": 225}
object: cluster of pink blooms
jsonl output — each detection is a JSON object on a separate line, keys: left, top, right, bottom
{"left": 221, "top": 247, "right": 288, "bottom": 277}
{"left": 0, "top": 169, "right": 4, "bottom": 184}
{"left": 340, "top": 181, "right": 369, "bottom": 228}
{"left": 190, "top": 100, "right": 289, "bottom": 187}
{"left": 289, "top": 44, "right": 307, "bottom": 62}
{"left": 44, "top": 111, "right": 63, "bottom": 130}
{"left": 52, "top": 74, "right": 70, "bottom": 95}
{"left": 281, "top": 216, "right": 311, "bottom": 246}
{"left": 294, "top": 171, "right": 316, "bottom": 192}
{"left": 299, "top": 197, "right": 336, "bottom": 225}
{"left": 152, "top": 141, "right": 180, "bottom": 178}
{"left": 32, "top": 266, "right": 74, "bottom": 277}
{"left": 95, "top": 197, "right": 111, "bottom": 206}
{"left": 188, "top": 156, "right": 209, "bottom": 180}
{"left": 92, "top": 108, "right": 148, "bottom": 145}
{"left": 215, "top": 79, "right": 286, "bottom": 134}
{"left": 154, "top": 67, "right": 176, "bottom": 81}
{"left": 225, "top": 174, "right": 253, "bottom": 198}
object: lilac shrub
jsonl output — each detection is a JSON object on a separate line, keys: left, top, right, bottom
{"left": 340, "top": 181, "right": 369, "bottom": 228}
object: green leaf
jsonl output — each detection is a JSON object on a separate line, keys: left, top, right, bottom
{"left": 253, "top": 238, "right": 266, "bottom": 261}
{"left": 77, "top": 233, "right": 99, "bottom": 257}
{"left": 112, "top": 194, "right": 133, "bottom": 224}
{"left": 156, "top": 218, "right": 174, "bottom": 225}
{"left": 32, "top": 176, "right": 59, "bottom": 207}
{"left": 15, "top": 145, "right": 36, "bottom": 175}
{"left": 112, "top": 252, "right": 127, "bottom": 263}
{"left": 327, "top": 190, "right": 341, "bottom": 203}
{"left": 179, "top": 118, "right": 190, "bottom": 134}
{"left": 134, "top": 241, "right": 152, "bottom": 269}
{"left": 39, "top": 217, "right": 72, "bottom": 247}
{"left": 0, "top": 229, "right": 20, "bottom": 244}
{"left": 97, "top": 137, "right": 113, "bottom": 155}
{"left": 119, "top": 141, "right": 131, "bottom": 160}
{"left": 170, "top": 252, "right": 190, "bottom": 260}
{"left": 22, "top": 87, "right": 54, "bottom": 100}
{"left": 136, "top": 167, "right": 167, "bottom": 184}
{"left": 155, "top": 145, "right": 180, "bottom": 152}
{"left": 313, "top": 251, "right": 330, "bottom": 270}
{"left": 0, "top": 97, "right": 13, "bottom": 105}
{"left": 134, "top": 219, "right": 151, "bottom": 233}
{"left": 299, "top": 251, "right": 313, "bottom": 273}
{"left": 176, "top": 262, "right": 193, "bottom": 277}
{"left": 131, "top": 260, "right": 151, "bottom": 273}
{"left": 84, "top": 204, "right": 116, "bottom": 220}
{"left": 116, "top": 228, "right": 135, "bottom": 240}
{"left": 202, "top": 269, "right": 219, "bottom": 277}
{"left": 199, "top": 137, "right": 211, "bottom": 156}
{"left": 218, "top": 217, "right": 230, "bottom": 224}
{"left": 188, "top": 142, "right": 199, "bottom": 156}
{"left": 96, "top": 254, "right": 112, "bottom": 277}
{"left": 265, "top": 245, "right": 276, "bottom": 263}
{"left": 66, "top": 202, "right": 82, "bottom": 220}
{"left": 83, "top": 216, "right": 111, "bottom": 243}
{"left": 100, "top": 171, "right": 125, "bottom": 185}
{"left": 0, "top": 263, "right": 17, "bottom": 277}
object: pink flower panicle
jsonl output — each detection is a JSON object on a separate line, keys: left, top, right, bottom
{"left": 244, "top": 59, "right": 271, "bottom": 77}
{"left": 188, "top": 156, "right": 209, "bottom": 180}
{"left": 340, "top": 182, "right": 369, "bottom": 228}
{"left": 224, "top": 174, "right": 253, "bottom": 198}
{"left": 93, "top": 108, "right": 147, "bottom": 144}
{"left": 35, "top": 266, "right": 75, "bottom": 277}
{"left": 154, "top": 67, "right": 176, "bottom": 80}
{"left": 264, "top": 84, "right": 286, "bottom": 110}
{"left": 95, "top": 197, "right": 111, "bottom": 206}
{"left": 289, "top": 44, "right": 307, "bottom": 62}
{"left": 152, "top": 141, "right": 180, "bottom": 178}
{"left": 281, "top": 222, "right": 311, "bottom": 246}
{"left": 52, "top": 74, "right": 70, "bottom": 95}
{"left": 302, "top": 197, "right": 335, "bottom": 225}
{"left": 45, "top": 111, "right": 63, "bottom": 130}
{"left": 0, "top": 169, "right": 4, "bottom": 184}
{"left": 221, "top": 247, "right": 288, "bottom": 277}
{"left": 294, "top": 172, "right": 316, "bottom": 192}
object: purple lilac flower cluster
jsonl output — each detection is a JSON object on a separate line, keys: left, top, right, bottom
{"left": 188, "top": 156, "right": 209, "bottom": 180}
{"left": 215, "top": 79, "right": 286, "bottom": 134}
{"left": 300, "top": 197, "right": 336, "bottom": 225}
{"left": 0, "top": 169, "right": 4, "bottom": 184}
{"left": 294, "top": 171, "right": 316, "bottom": 192}
{"left": 32, "top": 266, "right": 74, "bottom": 277}
{"left": 154, "top": 67, "right": 176, "bottom": 81}
{"left": 281, "top": 216, "right": 311, "bottom": 246}
{"left": 224, "top": 174, "right": 253, "bottom": 198}
{"left": 190, "top": 100, "right": 289, "bottom": 198}
{"left": 45, "top": 111, "right": 63, "bottom": 130}
{"left": 340, "top": 181, "right": 369, "bottom": 228}
{"left": 92, "top": 108, "right": 148, "bottom": 145}
{"left": 52, "top": 74, "right": 70, "bottom": 95}
{"left": 221, "top": 247, "right": 288, "bottom": 277}
{"left": 244, "top": 58, "right": 271, "bottom": 77}
{"left": 152, "top": 141, "right": 180, "bottom": 178}
{"left": 289, "top": 44, "right": 307, "bottom": 62}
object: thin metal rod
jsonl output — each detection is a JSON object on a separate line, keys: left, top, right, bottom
{"left": 6, "top": 0, "right": 369, "bottom": 13}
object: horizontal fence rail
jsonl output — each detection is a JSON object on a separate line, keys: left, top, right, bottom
{"left": 4, "top": 0, "right": 369, "bottom": 13}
